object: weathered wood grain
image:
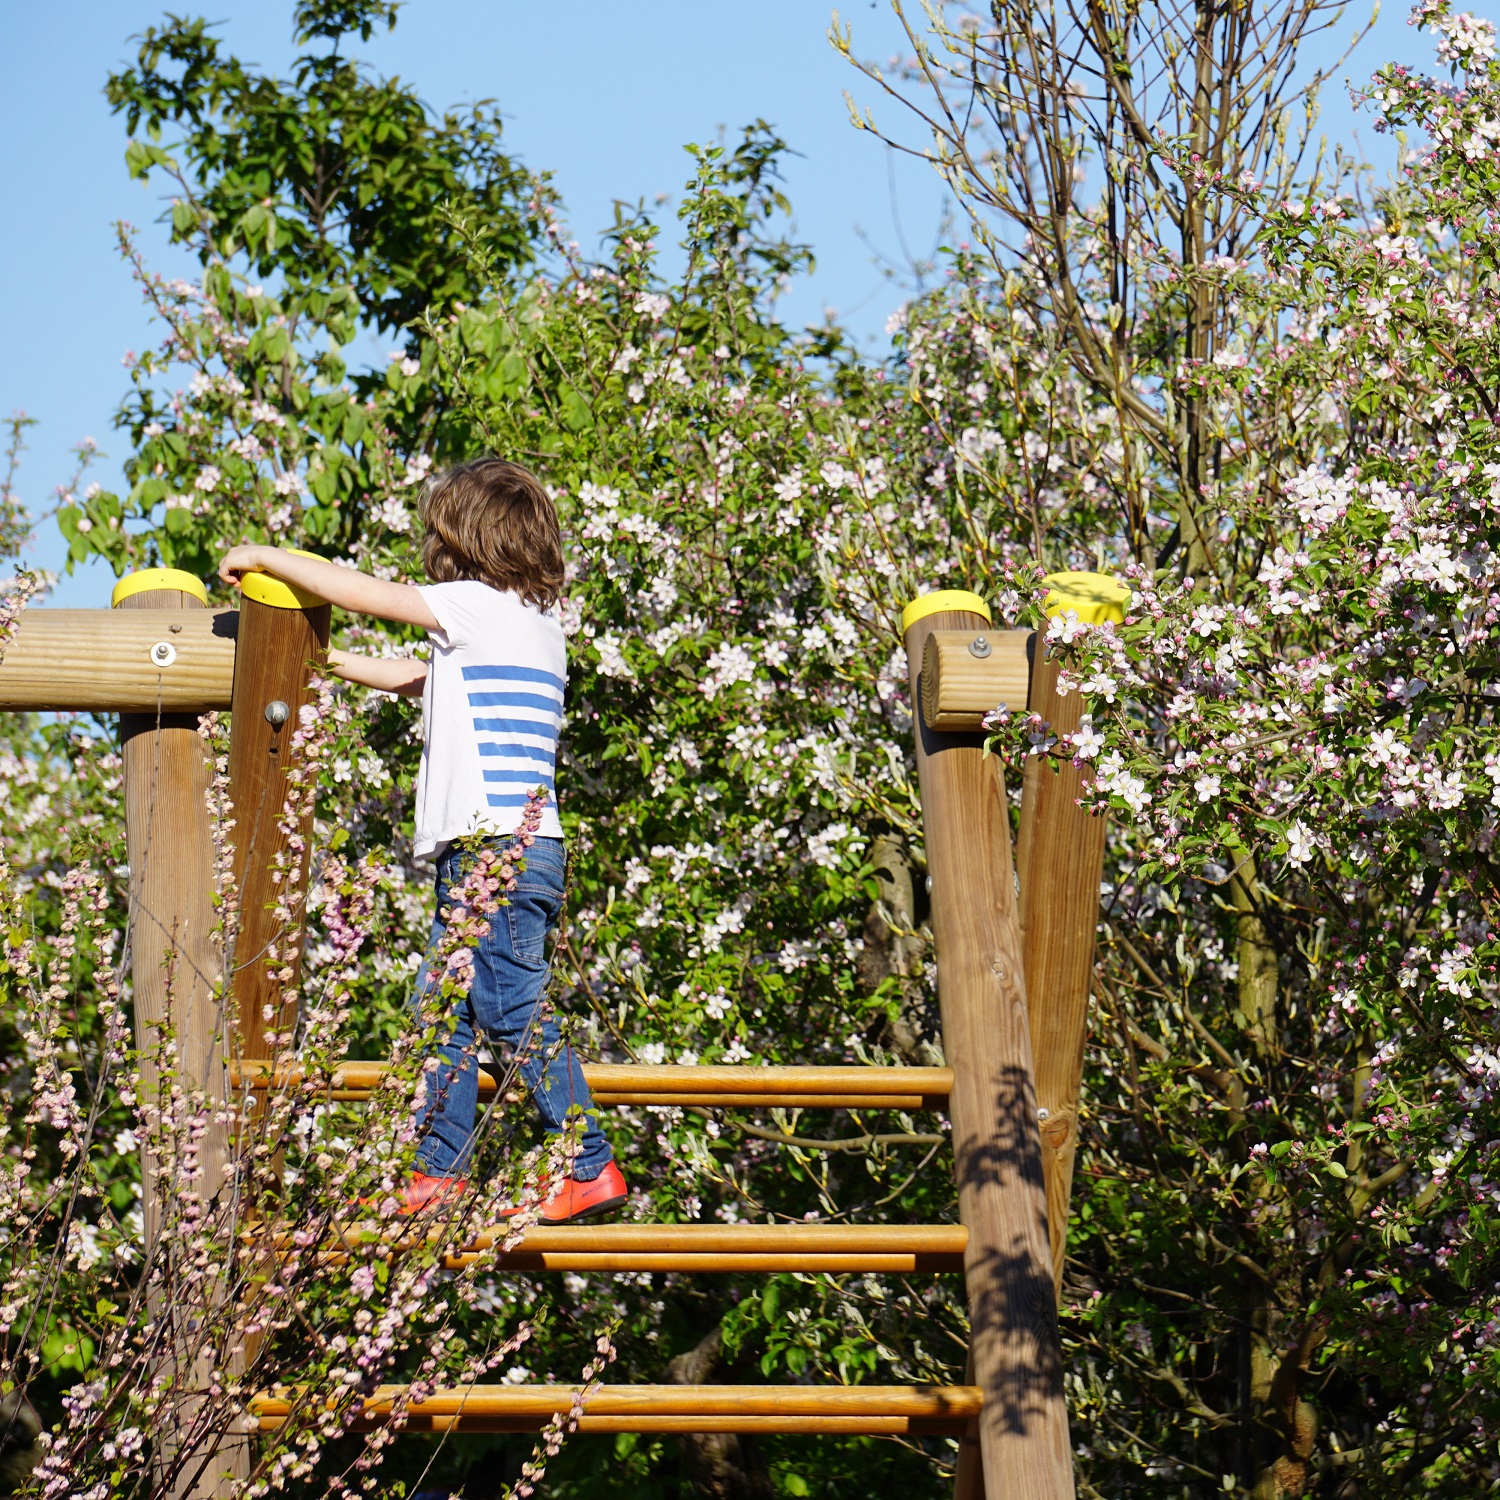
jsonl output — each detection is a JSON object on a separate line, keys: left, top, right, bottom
{"left": 226, "top": 594, "right": 330, "bottom": 1064}
{"left": 905, "top": 599, "right": 1075, "bottom": 1500}
{"left": 0, "top": 608, "right": 236, "bottom": 712}
{"left": 117, "top": 582, "right": 247, "bottom": 1496}
{"left": 920, "top": 627, "right": 1034, "bottom": 731}
{"left": 1016, "top": 644, "right": 1109, "bottom": 1295}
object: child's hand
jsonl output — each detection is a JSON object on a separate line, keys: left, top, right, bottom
{"left": 218, "top": 544, "right": 270, "bottom": 589}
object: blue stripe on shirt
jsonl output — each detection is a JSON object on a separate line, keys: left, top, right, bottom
{"left": 486, "top": 791, "right": 551, "bottom": 809}
{"left": 473, "top": 739, "right": 553, "bottom": 763}
{"left": 467, "top": 694, "right": 561, "bottom": 714}
{"left": 483, "top": 768, "right": 555, "bottom": 786}
{"left": 475, "top": 721, "right": 560, "bottom": 742}
{"left": 464, "top": 690, "right": 562, "bottom": 712}
{"left": 462, "top": 664, "right": 566, "bottom": 692}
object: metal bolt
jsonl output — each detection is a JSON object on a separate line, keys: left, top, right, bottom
{"left": 264, "top": 699, "right": 291, "bottom": 728}
{"left": 1038, "top": 1107, "right": 1051, "bottom": 1121}
{"left": 149, "top": 641, "right": 177, "bottom": 667}
{"left": 968, "top": 633, "right": 992, "bottom": 659}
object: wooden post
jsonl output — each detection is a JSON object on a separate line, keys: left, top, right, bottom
{"left": 115, "top": 568, "right": 248, "bottom": 1497}
{"left": 1015, "top": 573, "right": 1127, "bottom": 1294}
{"left": 902, "top": 590, "right": 1074, "bottom": 1500}
{"left": 225, "top": 570, "right": 330, "bottom": 1067}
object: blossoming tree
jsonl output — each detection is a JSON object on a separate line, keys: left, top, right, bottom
{"left": 4, "top": 0, "right": 1500, "bottom": 1496}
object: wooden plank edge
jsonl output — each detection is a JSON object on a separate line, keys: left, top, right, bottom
{"left": 256, "top": 1414, "right": 974, "bottom": 1435}
{"left": 251, "top": 1383, "right": 982, "bottom": 1423}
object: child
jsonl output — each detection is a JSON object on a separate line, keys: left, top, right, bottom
{"left": 218, "top": 457, "right": 626, "bottom": 1221}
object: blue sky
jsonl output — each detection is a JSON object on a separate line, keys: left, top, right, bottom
{"left": 1, "top": 0, "right": 1434, "bottom": 607}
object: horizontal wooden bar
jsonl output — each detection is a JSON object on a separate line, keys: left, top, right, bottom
{"left": 232, "top": 1060, "right": 953, "bottom": 1109}
{"left": 592, "top": 1092, "right": 940, "bottom": 1110}
{"left": 252, "top": 1383, "right": 982, "bottom": 1435}
{"left": 461, "top": 1223, "right": 965, "bottom": 1254}
{"left": 440, "top": 1253, "right": 957, "bottom": 1273}
{"left": 258, "top": 1413, "right": 968, "bottom": 1435}
{"left": 267, "top": 1221, "right": 967, "bottom": 1274}
{"left": 587, "top": 1064, "right": 950, "bottom": 1097}
{"left": 0, "top": 608, "right": 238, "bottom": 713}
{"left": 455, "top": 1224, "right": 964, "bottom": 1272}
{"left": 254, "top": 1414, "right": 972, "bottom": 1435}
{"left": 919, "top": 626, "right": 1033, "bottom": 731}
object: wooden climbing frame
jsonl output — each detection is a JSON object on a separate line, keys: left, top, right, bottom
{"left": 0, "top": 571, "right": 1124, "bottom": 1500}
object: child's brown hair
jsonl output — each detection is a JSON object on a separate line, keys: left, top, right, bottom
{"left": 419, "top": 458, "right": 564, "bottom": 611}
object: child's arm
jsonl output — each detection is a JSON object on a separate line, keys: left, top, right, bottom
{"left": 326, "top": 648, "right": 429, "bottom": 697}
{"left": 217, "top": 544, "right": 440, "bottom": 631}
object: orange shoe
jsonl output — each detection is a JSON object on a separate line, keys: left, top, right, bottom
{"left": 395, "top": 1171, "right": 469, "bottom": 1216}
{"left": 501, "top": 1160, "right": 628, "bottom": 1224}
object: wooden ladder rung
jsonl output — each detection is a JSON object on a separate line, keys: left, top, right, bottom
{"left": 278, "top": 1221, "right": 967, "bottom": 1273}
{"left": 252, "top": 1382, "right": 982, "bottom": 1435}
{"left": 232, "top": 1061, "right": 954, "bottom": 1110}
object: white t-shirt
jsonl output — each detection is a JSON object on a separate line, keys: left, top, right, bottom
{"left": 412, "top": 580, "right": 566, "bottom": 859}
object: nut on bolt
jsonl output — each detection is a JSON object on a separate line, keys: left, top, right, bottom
{"left": 264, "top": 699, "right": 291, "bottom": 728}
{"left": 149, "top": 641, "right": 177, "bottom": 667}
{"left": 968, "top": 633, "right": 992, "bottom": 659}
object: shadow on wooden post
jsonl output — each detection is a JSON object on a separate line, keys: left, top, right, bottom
{"left": 902, "top": 590, "right": 1074, "bottom": 1500}
{"left": 1016, "top": 571, "right": 1127, "bottom": 1295}
{"left": 225, "top": 566, "right": 329, "bottom": 1382}
{"left": 115, "top": 568, "right": 249, "bottom": 1497}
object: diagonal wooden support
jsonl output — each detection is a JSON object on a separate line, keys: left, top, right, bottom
{"left": 903, "top": 590, "right": 1074, "bottom": 1500}
{"left": 1016, "top": 572, "right": 1126, "bottom": 1294}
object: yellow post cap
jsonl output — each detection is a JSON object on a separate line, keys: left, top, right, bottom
{"left": 111, "top": 568, "right": 208, "bottom": 607}
{"left": 1042, "top": 571, "right": 1130, "bottom": 624}
{"left": 239, "top": 548, "right": 328, "bottom": 610}
{"left": 900, "top": 589, "right": 992, "bottom": 634}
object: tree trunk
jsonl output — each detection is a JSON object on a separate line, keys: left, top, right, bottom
{"left": 665, "top": 1328, "right": 774, "bottom": 1500}
{"left": 855, "top": 832, "right": 933, "bottom": 1064}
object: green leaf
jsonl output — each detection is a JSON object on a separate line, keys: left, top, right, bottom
{"left": 560, "top": 386, "right": 594, "bottom": 433}
{"left": 124, "top": 140, "right": 154, "bottom": 179}
{"left": 241, "top": 204, "right": 268, "bottom": 247}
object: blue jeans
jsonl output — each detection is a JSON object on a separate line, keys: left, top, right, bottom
{"left": 410, "top": 836, "right": 614, "bottom": 1180}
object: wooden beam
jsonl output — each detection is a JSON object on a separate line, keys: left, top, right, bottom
{"left": 116, "top": 571, "right": 247, "bottom": 1497}
{"left": 226, "top": 582, "right": 330, "bottom": 1066}
{"left": 1016, "top": 641, "right": 1109, "bottom": 1296}
{"left": 252, "top": 1383, "right": 983, "bottom": 1435}
{"left": 0, "top": 607, "right": 236, "bottom": 712}
{"left": 1015, "top": 572, "right": 1123, "bottom": 1295}
{"left": 919, "top": 627, "right": 1033, "bottom": 731}
{"left": 230, "top": 1059, "right": 954, "bottom": 1110}
{"left": 902, "top": 591, "right": 1074, "bottom": 1500}
{"left": 286, "top": 1221, "right": 968, "bottom": 1274}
